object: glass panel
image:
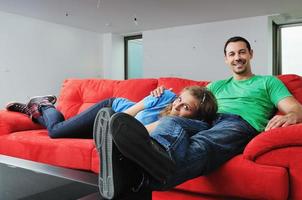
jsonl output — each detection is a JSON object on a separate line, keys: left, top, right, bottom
{"left": 128, "top": 38, "right": 143, "bottom": 78}
{"left": 281, "top": 25, "right": 302, "bottom": 75}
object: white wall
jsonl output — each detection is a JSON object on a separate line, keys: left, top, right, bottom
{"left": 143, "top": 16, "right": 271, "bottom": 81}
{"left": 100, "top": 16, "right": 272, "bottom": 81}
{"left": 0, "top": 12, "right": 274, "bottom": 108}
{"left": 102, "top": 33, "right": 124, "bottom": 80}
{"left": 0, "top": 11, "right": 102, "bottom": 108}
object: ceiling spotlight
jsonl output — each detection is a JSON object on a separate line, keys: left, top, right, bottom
{"left": 97, "top": 0, "right": 101, "bottom": 9}
{"left": 133, "top": 15, "right": 138, "bottom": 26}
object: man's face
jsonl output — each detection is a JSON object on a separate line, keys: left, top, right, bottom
{"left": 224, "top": 41, "right": 253, "bottom": 75}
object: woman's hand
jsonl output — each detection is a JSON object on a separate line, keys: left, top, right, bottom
{"left": 150, "top": 86, "right": 172, "bottom": 97}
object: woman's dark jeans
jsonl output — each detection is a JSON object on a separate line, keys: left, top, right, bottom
{"left": 36, "top": 98, "right": 115, "bottom": 138}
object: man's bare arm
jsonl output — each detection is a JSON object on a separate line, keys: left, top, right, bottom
{"left": 265, "top": 96, "right": 302, "bottom": 131}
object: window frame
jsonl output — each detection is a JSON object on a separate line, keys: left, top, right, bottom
{"left": 124, "top": 34, "right": 142, "bottom": 79}
{"left": 272, "top": 21, "right": 302, "bottom": 75}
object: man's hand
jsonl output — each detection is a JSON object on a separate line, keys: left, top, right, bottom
{"left": 265, "top": 96, "right": 302, "bottom": 131}
{"left": 150, "top": 86, "right": 172, "bottom": 97}
{"left": 265, "top": 113, "right": 298, "bottom": 131}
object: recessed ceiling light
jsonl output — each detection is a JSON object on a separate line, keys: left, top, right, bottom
{"left": 97, "top": 0, "right": 101, "bottom": 9}
{"left": 133, "top": 14, "right": 138, "bottom": 26}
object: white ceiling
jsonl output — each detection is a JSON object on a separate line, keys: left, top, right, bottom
{"left": 0, "top": 0, "right": 302, "bottom": 34}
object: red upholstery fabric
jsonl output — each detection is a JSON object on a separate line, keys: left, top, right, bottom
{"left": 57, "top": 79, "right": 119, "bottom": 119}
{"left": 0, "top": 130, "right": 94, "bottom": 170}
{"left": 152, "top": 190, "right": 240, "bottom": 200}
{"left": 251, "top": 147, "right": 302, "bottom": 200}
{"left": 0, "top": 110, "right": 43, "bottom": 135}
{"left": 278, "top": 74, "right": 302, "bottom": 103}
{"left": 91, "top": 148, "right": 100, "bottom": 173}
{"left": 244, "top": 124, "right": 302, "bottom": 161}
{"left": 113, "top": 78, "right": 158, "bottom": 102}
{"left": 243, "top": 124, "right": 302, "bottom": 199}
{"left": 174, "top": 155, "right": 288, "bottom": 200}
{"left": 275, "top": 74, "right": 302, "bottom": 116}
{"left": 158, "top": 77, "right": 209, "bottom": 94}
{"left": 57, "top": 78, "right": 158, "bottom": 119}
{"left": 153, "top": 191, "right": 213, "bottom": 200}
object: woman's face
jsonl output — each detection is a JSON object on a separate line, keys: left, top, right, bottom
{"left": 170, "top": 90, "right": 199, "bottom": 118}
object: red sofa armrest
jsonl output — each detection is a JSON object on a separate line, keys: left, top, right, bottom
{"left": 243, "top": 123, "right": 302, "bottom": 161}
{"left": 0, "top": 110, "right": 43, "bottom": 135}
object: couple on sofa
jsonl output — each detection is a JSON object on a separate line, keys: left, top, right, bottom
{"left": 6, "top": 36, "right": 302, "bottom": 199}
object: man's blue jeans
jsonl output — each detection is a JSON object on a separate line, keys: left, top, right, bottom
{"left": 149, "top": 113, "right": 258, "bottom": 190}
{"left": 36, "top": 98, "right": 115, "bottom": 138}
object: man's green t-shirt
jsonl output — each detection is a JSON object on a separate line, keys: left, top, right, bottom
{"left": 207, "top": 75, "right": 292, "bottom": 132}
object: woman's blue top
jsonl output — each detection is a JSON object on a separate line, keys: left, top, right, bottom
{"left": 111, "top": 90, "right": 176, "bottom": 125}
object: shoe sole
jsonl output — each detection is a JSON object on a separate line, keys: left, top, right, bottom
{"left": 93, "top": 108, "right": 115, "bottom": 199}
{"left": 5, "top": 102, "right": 23, "bottom": 110}
{"left": 5, "top": 102, "right": 30, "bottom": 116}
{"left": 110, "top": 112, "right": 175, "bottom": 182}
{"left": 29, "top": 95, "right": 57, "bottom": 104}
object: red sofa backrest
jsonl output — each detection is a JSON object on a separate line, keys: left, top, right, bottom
{"left": 56, "top": 78, "right": 158, "bottom": 119}
{"left": 278, "top": 74, "right": 302, "bottom": 104}
{"left": 56, "top": 77, "right": 209, "bottom": 119}
{"left": 158, "top": 77, "right": 209, "bottom": 94}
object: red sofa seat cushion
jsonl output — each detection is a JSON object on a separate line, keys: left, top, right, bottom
{"left": 0, "top": 130, "right": 94, "bottom": 170}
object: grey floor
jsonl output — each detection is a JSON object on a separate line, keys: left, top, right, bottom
{"left": 0, "top": 164, "right": 97, "bottom": 200}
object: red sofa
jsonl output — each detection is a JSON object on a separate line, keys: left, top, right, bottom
{"left": 0, "top": 74, "right": 302, "bottom": 200}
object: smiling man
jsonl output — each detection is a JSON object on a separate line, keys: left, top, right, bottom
{"left": 215, "top": 36, "right": 302, "bottom": 131}
{"left": 224, "top": 37, "right": 254, "bottom": 79}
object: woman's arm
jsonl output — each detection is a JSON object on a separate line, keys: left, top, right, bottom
{"left": 122, "top": 86, "right": 172, "bottom": 128}
{"left": 123, "top": 100, "right": 145, "bottom": 116}
{"left": 145, "top": 121, "right": 160, "bottom": 133}
{"left": 122, "top": 87, "right": 163, "bottom": 116}
{"left": 123, "top": 102, "right": 160, "bottom": 133}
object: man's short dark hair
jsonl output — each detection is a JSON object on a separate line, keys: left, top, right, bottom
{"left": 224, "top": 36, "right": 251, "bottom": 55}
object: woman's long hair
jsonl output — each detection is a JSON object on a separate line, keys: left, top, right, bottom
{"left": 160, "top": 86, "right": 217, "bottom": 123}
